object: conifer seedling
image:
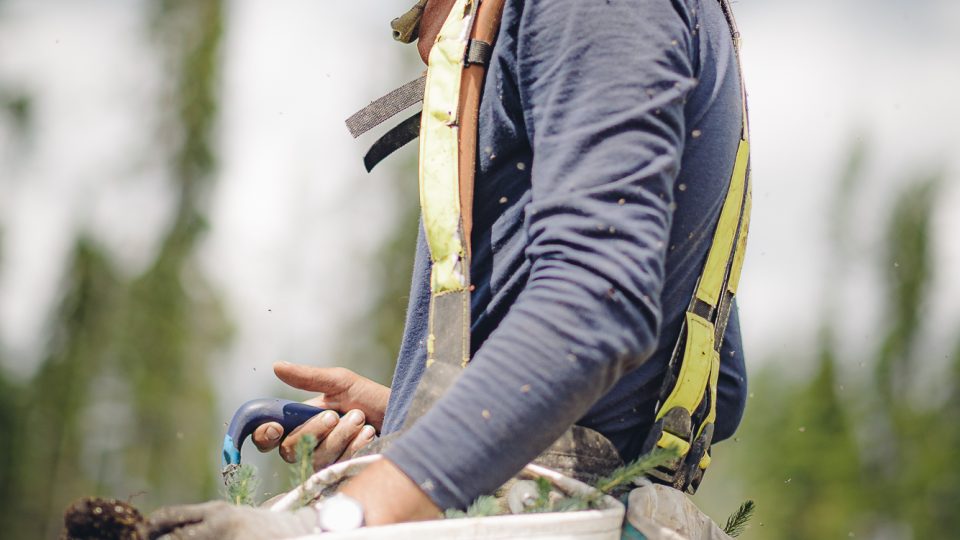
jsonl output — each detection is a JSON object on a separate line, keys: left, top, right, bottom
{"left": 291, "top": 434, "right": 318, "bottom": 508}
{"left": 722, "top": 499, "right": 755, "bottom": 538}
{"left": 223, "top": 464, "right": 260, "bottom": 506}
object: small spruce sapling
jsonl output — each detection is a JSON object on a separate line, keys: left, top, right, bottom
{"left": 549, "top": 445, "right": 680, "bottom": 511}
{"left": 223, "top": 464, "right": 260, "bottom": 506}
{"left": 529, "top": 477, "right": 554, "bottom": 513}
{"left": 722, "top": 499, "right": 755, "bottom": 538}
{"left": 594, "top": 446, "right": 679, "bottom": 495}
{"left": 443, "top": 496, "right": 501, "bottom": 519}
{"left": 291, "top": 434, "right": 318, "bottom": 508}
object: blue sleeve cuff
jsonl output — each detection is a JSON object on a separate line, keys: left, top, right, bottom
{"left": 383, "top": 435, "right": 471, "bottom": 511}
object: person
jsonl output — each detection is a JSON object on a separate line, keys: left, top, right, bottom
{"left": 148, "top": 0, "right": 750, "bottom": 534}
{"left": 247, "top": 0, "right": 749, "bottom": 526}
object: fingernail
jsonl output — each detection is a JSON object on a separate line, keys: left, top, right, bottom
{"left": 265, "top": 425, "right": 281, "bottom": 441}
{"left": 321, "top": 411, "right": 338, "bottom": 427}
{"left": 347, "top": 410, "right": 364, "bottom": 426}
{"left": 361, "top": 425, "right": 376, "bottom": 439}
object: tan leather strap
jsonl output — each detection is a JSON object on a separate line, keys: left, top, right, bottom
{"left": 457, "top": 0, "right": 506, "bottom": 255}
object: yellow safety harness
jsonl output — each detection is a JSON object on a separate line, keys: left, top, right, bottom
{"left": 350, "top": 0, "right": 750, "bottom": 493}
{"left": 642, "top": 0, "right": 751, "bottom": 493}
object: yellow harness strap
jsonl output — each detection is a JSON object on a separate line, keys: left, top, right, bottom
{"left": 402, "top": 0, "right": 506, "bottom": 428}
{"left": 648, "top": 0, "right": 752, "bottom": 493}
{"left": 418, "top": 0, "right": 473, "bottom": 295}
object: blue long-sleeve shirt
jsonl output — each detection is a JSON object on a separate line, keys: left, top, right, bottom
{"left": 381, "top": 0, "right": 748, "bottom": 510}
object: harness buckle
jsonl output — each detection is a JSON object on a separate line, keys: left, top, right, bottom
{"left": 641, "top": 403, "right": 715, "bottom": 494}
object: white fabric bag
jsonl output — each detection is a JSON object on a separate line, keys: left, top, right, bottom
{"left": 273, "top": 455, "right": 624, "bottom": 540}
{"left": 623, "top": 482, "right": 733, "bottom": 540}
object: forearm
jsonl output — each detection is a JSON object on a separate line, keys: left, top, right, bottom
{"left": 384, "top": 259, "right": 661, "bottom": 509}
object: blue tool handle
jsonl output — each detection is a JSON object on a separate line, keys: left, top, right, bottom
{"left": 222, "top": 398, "right": 325, "bottom": 467}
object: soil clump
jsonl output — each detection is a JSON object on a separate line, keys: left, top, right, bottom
{"left": 61, "top": 497, "right": 147, "bottom": 540}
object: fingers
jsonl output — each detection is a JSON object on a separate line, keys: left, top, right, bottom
{"left": 340, "top": 424, "right": 377, "bottom": 462}
{"left": 279, "top": 410, "right": 340, "bottom": 463}
{"left": 251, "top": 422, "right": 284, "bottom": 452}
{"left": 273, "top": 362, "right": 354, "bottom": 393}
{"left": 312, "top": 409, "right": 367, "bottom": 469}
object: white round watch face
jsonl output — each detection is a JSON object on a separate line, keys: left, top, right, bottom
{"left": 318, "top": 493, "right": 365, "bottom": 532}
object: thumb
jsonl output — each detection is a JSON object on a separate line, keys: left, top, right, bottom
{"left": 273, "top": 362, "right": 353, "bottom": 393}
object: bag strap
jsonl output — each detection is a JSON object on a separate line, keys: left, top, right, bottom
{"left": 402, "top": 0, "right": 507, "bottom": 428}
{"left": 642, "top": 0, "right": 751, "bottom": 494}
{"left": 456, "top": 0, "right": 506, "bottom": 255}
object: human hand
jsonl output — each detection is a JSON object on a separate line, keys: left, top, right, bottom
{"left": 251, "top": 362, "right": 390, "bottom": 469}
{"left": 146, "top": 501, "right": 318, "bottom": 540}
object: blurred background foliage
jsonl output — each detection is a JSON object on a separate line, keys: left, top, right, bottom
{"left": 335, "top": 150, "right": 419, "bottom": 388}
{"left": 694, "top": 147, "right": 960, "bottom": 538}
{"left": 0, "top": 1, "right": 228, "bottom": 537}
{"left": 1, "top": 1, "right": 959, "bottom": 539}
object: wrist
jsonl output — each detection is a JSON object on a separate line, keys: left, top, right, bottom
{"left": 361, "top": 383, "right": 391, "bottom": 431}
{"left": 339, "top": 458, "right": 441, "bottom": 526}
{"left": 315, "top": 493, "right": 365, "bottom": 532}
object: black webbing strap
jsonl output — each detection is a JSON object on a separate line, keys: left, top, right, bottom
{"left": 362, "top": 112, "right": 422, "bottom": 172}
{"left": 345, "top": 76, "right": 426, "bottom": 139}
{"left": 465, "top": 39, "right": 493, "bottom": 66}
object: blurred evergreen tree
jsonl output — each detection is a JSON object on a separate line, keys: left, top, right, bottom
{"left": 863, "top": 173, "right": 958, "bottom": 538}
{"left": 2, "top": 241, "right": 122, "bottom": 538}
{"left": 0, "top": 90, "right": 32, "bottom": 137}
{"left": 0, "top": 1, "right": 227, "bottom": 537}
{"left": 722, "top": 145, "right": 959, "bottom": 538}
{"left": 0, "top": 346, "right": 24, "bottom": 533}
{"left": 116, "top": 0, "right": 229, "bottom": 509}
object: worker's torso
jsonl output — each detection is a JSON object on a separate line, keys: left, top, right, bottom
{"left": 384, "top": 0, "right": 748, "bottom": 464}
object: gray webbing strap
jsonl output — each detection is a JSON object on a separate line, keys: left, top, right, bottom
{"left": 718, "top": 0, "right": 749, "bottom": 139}
{"left": 345, "top": 76, "right": 426, "bottom": 138}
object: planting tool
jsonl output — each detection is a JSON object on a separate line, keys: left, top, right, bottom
{"left": 221, "top": 398, "right": 325, "bottom": 472}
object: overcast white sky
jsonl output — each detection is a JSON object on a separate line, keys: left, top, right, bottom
{"left": 1, "top": 0, "right": 959, "bottom": 405}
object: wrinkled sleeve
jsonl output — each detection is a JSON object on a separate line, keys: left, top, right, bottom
{"left": 384, "top": 0, "right": 695, "bottom": 509}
